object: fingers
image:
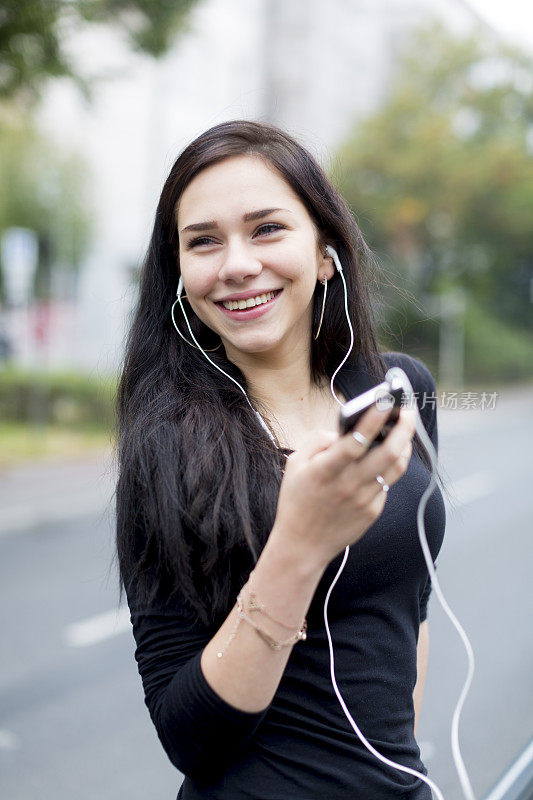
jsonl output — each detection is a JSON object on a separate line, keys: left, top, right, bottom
{"left": 332, "top": 407, "right": 414, "bottom": 510}
{"left": 313, "top": 404, "right": 394, "bottom": 478}
{"left": 357, "top": 406, "right": 416, "bottom": 487}
{"left": 372, "top": 439, "right": 413, "bottom": 494}
{"left": 315, "top": 404, "right": 416, "bottom": 492}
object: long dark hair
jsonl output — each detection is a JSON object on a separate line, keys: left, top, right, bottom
{"left": 115, "top": 119, "right": 431, "bottom": 628}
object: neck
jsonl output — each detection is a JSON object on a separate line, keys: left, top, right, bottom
{"left": 224, "top": 338, "right": 328, "bottom": 422}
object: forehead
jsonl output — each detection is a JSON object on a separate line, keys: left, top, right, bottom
{"left": 176, "top": 154, "right": 305, "bottom": 226}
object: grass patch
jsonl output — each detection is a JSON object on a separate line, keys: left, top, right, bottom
{"left": 0, "top": 422, "right": 114, "bottom": 469}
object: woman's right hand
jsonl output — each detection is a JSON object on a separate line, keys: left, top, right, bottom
{"left": 270, "top": 403, "right": 417, "bottom": 572}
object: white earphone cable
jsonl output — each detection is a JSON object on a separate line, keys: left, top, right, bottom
{"left": 323, "top": 367, "right": 477, "bottom": 800}
{"left": 171, "top": 294, "right": 275, "bottom": 443}
{"left": 323, "top": 543, "right": 447, "bottom": 799}
{"left": 387, "top": 367, "right": 477, "bottom": 800}
{"left": 325, "top": 244, "right": 354, "bottom": 407}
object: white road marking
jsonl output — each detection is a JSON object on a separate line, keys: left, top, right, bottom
{"left": 0, "top": 729, "right": 20, "bottom": 751}
{"left": 447, "top": 471, "right": 496, "bottom": 507}
{"left": 418, "top": 740, "right": 436, "bottom": 762}
{"left": 484, "top": 739, "right": 533, "bottom": 800}
{"left": 64, "top": 606, "right": 131, "bottom": 647}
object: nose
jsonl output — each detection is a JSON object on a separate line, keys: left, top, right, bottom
{"left": 217, "top": 238, "right": 263, "bottom": 284}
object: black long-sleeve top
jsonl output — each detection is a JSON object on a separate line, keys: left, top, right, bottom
{"left": 124, "top": 352, "right": 446, "bottom": 799}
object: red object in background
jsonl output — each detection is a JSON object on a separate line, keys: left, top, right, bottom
{"left": 32, "top": 301, "right": 52, "bottom": 348}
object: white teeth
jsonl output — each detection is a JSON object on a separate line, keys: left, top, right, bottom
{"left": 221, "top": 290, "right": 278, "bottom": 310}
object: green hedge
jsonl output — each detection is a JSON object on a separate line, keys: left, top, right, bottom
{"left": 0, "top": 368, "right": 117, "bottom": 428}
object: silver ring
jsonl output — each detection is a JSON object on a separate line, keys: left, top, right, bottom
{"left": 352, "top": 430, "right": 369, "bottom": 448}
{"left": 376, "top": 474, "right": 389, "bottom": 493}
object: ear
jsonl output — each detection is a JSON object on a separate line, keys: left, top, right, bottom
{"left": 318, "top": 244, "right": 335, "bottom": 282}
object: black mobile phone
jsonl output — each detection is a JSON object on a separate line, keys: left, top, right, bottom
{"left": 339, "top": 380, "right": 405, "bottom": 449}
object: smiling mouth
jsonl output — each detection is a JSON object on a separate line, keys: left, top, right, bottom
{"left": 216, "top": 289, "right": 282, "bottom": 311}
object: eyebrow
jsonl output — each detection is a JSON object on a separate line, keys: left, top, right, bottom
{"left": 180, "top": 207, "right": 291, "bottom": 234}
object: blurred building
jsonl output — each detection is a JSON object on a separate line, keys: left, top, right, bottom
{"left": 27, "top": 0, "right": 488, "bottom": 373}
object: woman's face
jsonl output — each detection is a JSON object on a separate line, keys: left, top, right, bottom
{"left": 175, "top": 154, "right": 333, "bottom": 361}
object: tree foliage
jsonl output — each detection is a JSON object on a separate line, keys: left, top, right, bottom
{"left": 336, "top": 21, "right": 533, "bottom": 330}
{"left": 0, "top": 0, "right": 201, "bottom": 299}
{"left": 0, "top": 0, "right": 200, "bottom": 103}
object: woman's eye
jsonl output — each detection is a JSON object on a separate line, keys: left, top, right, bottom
{"left": 254, "top": 223, "right": 284, "bottom": 237}
{"left": 185, "top": 223, "right": 284, "bottom": 250}
{"left": 186, "top": 236, "right": 214, "bottom": 249}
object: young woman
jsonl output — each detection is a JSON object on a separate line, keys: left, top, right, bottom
{"left": 116, "top": 119, "right": 446, "bottom": 799}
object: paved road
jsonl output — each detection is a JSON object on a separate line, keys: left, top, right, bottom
{"left": 0, "top": 453, "right": 179, "bottom": 799}
{"left": 419, "top": 384, "right": 533, "bottom": 798}
{"left": 1, "top": 385, "right": 532, "bottom": 800}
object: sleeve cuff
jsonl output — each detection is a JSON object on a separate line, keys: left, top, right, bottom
{"left": 188, "top": 649, "right": 271, "bottom": 722}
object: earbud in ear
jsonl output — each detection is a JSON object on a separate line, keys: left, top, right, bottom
{"left": 325, "top": 244, "right": 343, "bottom": 273}
{"left": 177, "top": 276, "right": 183, "bottom": 298}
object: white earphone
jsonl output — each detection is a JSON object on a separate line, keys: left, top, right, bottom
{"left": 172, "top": 275, "right": 274, "bottom": 439}
{"left": 171, "top": 247, "right": 476, "bottom": 800}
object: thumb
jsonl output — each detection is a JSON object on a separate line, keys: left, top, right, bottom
{"left": 293, "top": 428, "right": 339, "bottom": 460}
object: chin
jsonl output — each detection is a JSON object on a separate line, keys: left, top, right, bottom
{"left": 226, "top": 333, "right": 282, "bottom": 355}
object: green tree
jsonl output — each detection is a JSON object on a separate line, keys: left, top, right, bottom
{"left": 0, "top": 0, "right": 200, "bottom": 104}
{"left": 0, "top": 0, "right": 202, "bottom": 301}
{"left": 336, "top": 21, "right": 533, "bottom": 333}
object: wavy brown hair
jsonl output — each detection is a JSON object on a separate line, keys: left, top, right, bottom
{"left": 115, "top": 119, "right": 430, "bottom": 627}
